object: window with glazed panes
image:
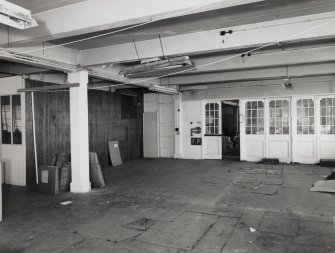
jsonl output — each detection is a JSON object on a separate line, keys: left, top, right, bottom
{"left": 297, "top": 99, "right": 314, "bottom": 135}
{"left": 269, "top": 100, "right": 290, "bottom": 135}
{"left": 1, "top": 95, "right": 22, "bottom": 144}
{"left": 245, "top": 101, "right": 264, "bottom": 135}
{"left": 320, "top": 97, "right": 335, "bottom": 135}
{"left": 205, "top": 102, "right": 220, "bottom": 135}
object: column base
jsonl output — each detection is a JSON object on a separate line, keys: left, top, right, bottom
{"left": 70, "top": 182, "right": 91, "bottom": 193}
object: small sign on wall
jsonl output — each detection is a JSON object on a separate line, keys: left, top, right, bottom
{"left": 191, "top": 138, "right": 202, "bottom": 145}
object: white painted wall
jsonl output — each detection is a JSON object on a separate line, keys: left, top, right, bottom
{"left": 0, "top": 76, "right": 26, "bottom": 186}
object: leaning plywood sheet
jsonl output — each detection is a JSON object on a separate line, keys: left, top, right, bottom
{"left": 310, "top": 180, "right": 335, "bottom": 193}
{"left": 0, "top": 162, "right": 2, "bottom": 222}
{"left": 89, "top": 152, "right": 105, "bottom": 188}
{"left": 108, "top": 141, "right": 123, "bottom": 166}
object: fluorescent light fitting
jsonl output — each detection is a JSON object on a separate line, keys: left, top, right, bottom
{"left": 0, "top": 0, "right": 38, "bottom": 29}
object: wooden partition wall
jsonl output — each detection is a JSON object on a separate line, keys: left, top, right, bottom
{"left": 25, "top": 80, "right": 144, "bottom": 185}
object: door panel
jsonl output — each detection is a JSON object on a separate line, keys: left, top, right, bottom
{"left": 265, "top": 98, "right": 291, "bottom": 163}
{"left": 143, "top": 112, "right": 158, "bottom": 158}
{"left": 203, "top": 101, "right": 222, "bottom": 159}
{"left": 0, "top": 91, "right": 26, "bottom": 186}
{"left": 158, "top": 94, "right": 175, "bottom": 158}
{"left": 240, "top": 99, "right": 265, "bottom": 162}
{"left": 292, "top": 97, "right": 317, "bottom": 164}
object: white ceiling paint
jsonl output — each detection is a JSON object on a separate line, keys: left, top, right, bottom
{"left": 0, "top": 0, "right": 264, "bottom": 45}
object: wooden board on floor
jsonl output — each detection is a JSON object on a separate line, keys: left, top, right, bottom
{"left": 108, "top": 141, "right": 123, "bottom": 166}
{"left": 89, "top": 152, "right": 105, "bottom": 188}
{"left": 0, "top": 162, "right": 2, "bottom": 222}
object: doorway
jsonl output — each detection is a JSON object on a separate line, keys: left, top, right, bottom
{"left": 221, "top": 100, "right": 240, "bottom": 159}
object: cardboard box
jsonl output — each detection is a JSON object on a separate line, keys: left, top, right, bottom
{"left": 37, "top": 166, "right": 60, "bottom": 195}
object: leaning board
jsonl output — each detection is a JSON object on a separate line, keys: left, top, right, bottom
{"left": 108, "top": 141, "right": 123, "bottom": 166}
{"left": 0, "top": 163, "right": 2, "bottom": 222}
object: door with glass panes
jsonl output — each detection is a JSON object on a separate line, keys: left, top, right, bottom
{"left": 292, "top": 96, "right": 317, "bottom": 164}
{"left": 240, "top": 99, "right": 265, "bottom": 162}
{"left": 265, "top": 98, "right": 292, "bottom": 163}
{"left": 318, "top": 95, "right": 335, "bottom": 160}
{"left": 202, "top": 101, "right": 222, "bottom": 159}
{"left": 0, "top": 94, "right": 26, "bottom": 185}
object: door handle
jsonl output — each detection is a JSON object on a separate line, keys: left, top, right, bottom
{"left": 239, "top": 114, "right": 245, "bottom": 124}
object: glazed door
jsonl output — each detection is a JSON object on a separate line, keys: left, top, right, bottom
{"left": 202, "top": 101, "right": 222, "bottom": 159}
{"left": 240, "top": 99, "right": 265, "bottom": 162}
{"left": 265, "top": 98, "right": 292, "bottom": 163}
{"left": 318, "top": 95, "right": 335, "bottom": 160}
{"left": 292, "top": 96, "right": 318, "bottom": 164}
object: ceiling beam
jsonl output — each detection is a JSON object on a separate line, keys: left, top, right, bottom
{"left": 0, "top": 0, "right": 263, "bottom": 45}
{"left": 159, "top": 45, "right": 335, "bottom": 77}
{"left": 0, "top": 61, "right": 50, "bottom": 75}
{"left": 80, "top": 11, "right": 335, "bottom": 65}
{"left": 0, "top": 47, "right": 176, "bottom": 93}
{"left": 162, "top": 62, "right": 335, "bottom": 86}
{"left": 18, "top": 83, "right": 79, "bottom": 92}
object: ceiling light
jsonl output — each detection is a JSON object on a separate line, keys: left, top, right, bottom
{"left": 0, "top": 0, "right": 38, "bottom": 29}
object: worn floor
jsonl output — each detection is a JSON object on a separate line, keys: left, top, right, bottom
{"left": 0, "top": 159, "right": 334, "bottom": 253}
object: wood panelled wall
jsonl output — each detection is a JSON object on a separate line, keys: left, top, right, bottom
{"left": 25, "top": 80, "right": 144, "bottom": 185}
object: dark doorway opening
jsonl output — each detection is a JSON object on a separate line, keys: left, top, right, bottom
{"left": 222, "top": 100, "right": 240, "bottom": 159}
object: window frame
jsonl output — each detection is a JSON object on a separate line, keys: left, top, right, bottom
{"left": 245, "top": 100, "right": 264, "bottom": 135}
{"left": 204, "top": 102, "right": 221, "bottom": 136}
{"left": 268, "top": 99, "right": 290, "bottom": 135}
{"left": 320, "top": 97, "right": 335, "bottom": 135}
{"left": 0, "top": 94, "right": 23, "bottom": 145}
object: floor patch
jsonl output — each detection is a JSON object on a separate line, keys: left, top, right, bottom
{"left": 136, "top": 212, "right": 217, "bottom": 250}
{"left": 123, "top": 218, "right": 156, "bottom": 231}
{"left": 252, "top": 184, "right": 280, "bottom": 195}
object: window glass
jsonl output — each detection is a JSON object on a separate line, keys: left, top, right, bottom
{"left": 12, "top": 95, "right": 22, "bottom": 144}
{"left": 245, "top": 101, "right": 264, "bottom": 135}
{"left": 205, "top": 102, "right": 220, "bottom": 135}
{"left": 297, "top": 99, "right": 314, "bottom": 135}
{"left": 1, "top": 96, "right": 11, "bottom": 144}
{"left": 269, "top": 99, "right": 290, "bottom": 135}
{"left": 320, "top": 97, "right": 335, "bottom": 135}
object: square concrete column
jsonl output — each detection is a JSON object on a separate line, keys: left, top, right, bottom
{"left": 68, "top": 71, "right": 91, "bottom": 193}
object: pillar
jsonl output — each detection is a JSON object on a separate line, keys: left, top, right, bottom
{"left": 68, "top": 71, "right": 91, "bottom": 193}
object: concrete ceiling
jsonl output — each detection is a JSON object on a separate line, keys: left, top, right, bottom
{"left": 49, "top": 0, "right": 335, "bottom": 50}
{"left": 7, "top": 0, "right": 88, "bottom": 14}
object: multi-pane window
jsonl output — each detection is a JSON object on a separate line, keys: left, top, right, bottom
{"left": 1, "top": 95, "right": 22, "bottom": 144}
{"left": 245, "top": 101, "right": 264, "bottom": 135}
{"left": 269, "top": 100, "right": 290, "bottom": 135}
{"left": 297, "top": 99, "right": 314, "bottom": 135}
{"left": 320, "top": 97, "right": 335, "bottom": 135}
{"left": 205, "top": 102, "right": 220, "bottom": 135}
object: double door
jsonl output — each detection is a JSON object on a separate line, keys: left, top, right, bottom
{"left": 241, "top": 96, "right": 331, "bottom": 164}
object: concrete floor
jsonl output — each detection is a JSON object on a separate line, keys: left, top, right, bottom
{"left": 0, "top": 159, "right": 335, "bottom": 253}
